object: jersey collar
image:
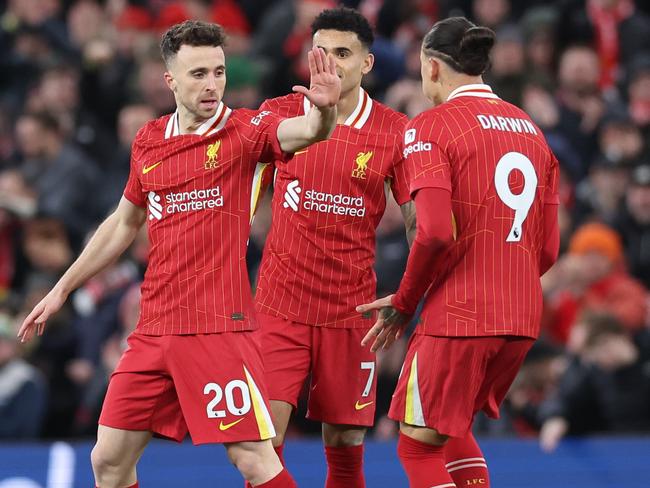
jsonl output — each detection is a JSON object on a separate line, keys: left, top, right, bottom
{"left": 447, "top": 84, "right": 500, "bottom": 101}
{"left": 302, "top": 87, "right": 373, "bottom": 129}
{"left": 164, "top": 102, "right": 232, "bottom": 139}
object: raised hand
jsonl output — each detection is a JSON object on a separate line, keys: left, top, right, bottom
{"left": 357, "top": 295, "right": 411, "bottom": 352}
{"left": 293, "top": 46, "right": 341, "bottom": 109}
{"left": 17, "top": 288, "right": 67, "bottom": 343}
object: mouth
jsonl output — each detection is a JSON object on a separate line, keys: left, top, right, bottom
{"left": 200, "top": 99, "right": 218, "bottom": 109}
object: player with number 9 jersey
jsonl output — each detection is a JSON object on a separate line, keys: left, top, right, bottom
{"left": 358, "top": 17, "right": 560, "bottom": 488}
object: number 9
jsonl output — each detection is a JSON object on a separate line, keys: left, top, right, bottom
{"left": 494, "top": 152, "right": 538, "bottom": 242}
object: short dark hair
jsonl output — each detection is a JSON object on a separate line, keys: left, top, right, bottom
{"left": 160, "top": 20, "right": 226, "bottom": 65}
{"left": 422, "top": 17, "right": 495, "bottom": 76}
{"left": 22, "top": 111, "right": 61, "bottom": 135}
{"left": 579, "top": 312, "right": 626, "bottom": 348}
{"left": 311, "top": 7, "right": 374, "bottom": 49}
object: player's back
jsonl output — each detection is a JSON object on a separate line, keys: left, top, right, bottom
{"left": 405, "top": 85, "right": 558, "bottom": 338}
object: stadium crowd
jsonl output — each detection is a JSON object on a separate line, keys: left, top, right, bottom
{"left": 1, "top": 0, "right": 649, "bottom": 451}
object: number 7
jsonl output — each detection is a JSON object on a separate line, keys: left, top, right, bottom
{"left": 360, "top": 361, "right": 375, "bottom": 397}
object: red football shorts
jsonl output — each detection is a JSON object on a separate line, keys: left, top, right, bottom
{"left": 99, "top": 331, "right": 275, "bottom": 444}
{"left": 389, "top": 334, "right": 533, "bottom": 438}
{"left": 258, "top": 312, "right": 377, "bottom": 426}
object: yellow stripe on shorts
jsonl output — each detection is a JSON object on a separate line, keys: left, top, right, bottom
{"left": 243, "top": 365, "right": 276, "bottom": 440}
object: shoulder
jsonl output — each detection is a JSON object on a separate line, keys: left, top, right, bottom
{"left": 134, "top": 115, "right": 169, "bottom": 144}
{"left": 406, "top": 107, "right": 449, "bottom": 139}
{"left": 368, "top": 100, "right": 408, "bottom": 132}
{"left": 259, "top": 93, "right": 304, "bottom": 117}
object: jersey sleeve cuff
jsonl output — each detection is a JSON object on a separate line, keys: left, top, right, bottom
{"left": 410, "top": 177, "right": 452, "bottom": 196}
{"left": 123, "top": 191, "right": 146, "bottom": 208}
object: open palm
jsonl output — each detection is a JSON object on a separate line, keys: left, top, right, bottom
{"left": 293, "top": 46, "right": 341, "bottom": 109}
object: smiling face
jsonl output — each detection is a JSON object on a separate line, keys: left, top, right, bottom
{"left": 313, "top": 29, "right": 373, "bottom": 96}
{"left": 164, "top": 44, "right": 226, "bottom": 121}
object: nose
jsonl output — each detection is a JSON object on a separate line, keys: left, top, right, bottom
{"left": 206, "top": 74, "right": 217, "bottom": 91}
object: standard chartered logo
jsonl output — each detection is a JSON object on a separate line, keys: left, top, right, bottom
{"left": 282, "top": 179, "right": 302, "bottom": 211}
{"left": 147, "top": 187, "right": 224, "bottom": 221}
{"left": 282, "top": 179, "right": 365, "bottom": 217}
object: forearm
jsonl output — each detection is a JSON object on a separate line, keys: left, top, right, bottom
{"left": 400, "top": 201, "right": 416, "bottom": 247}
{"left": 392, "top": 188, "right": 454, "bottom": 315}
{"left": 54, "top": 202, "right": 144, "bottom": 296}
{"left": 277, "top": 105, "right": 337, "bottom": 153}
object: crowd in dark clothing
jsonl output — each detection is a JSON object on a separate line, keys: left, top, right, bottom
{"left": 1, "top": 0, "right": 649, "bottom": 447}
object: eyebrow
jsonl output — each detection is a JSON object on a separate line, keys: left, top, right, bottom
{"left": 189, "top": 65, "right": 226, "bottom": 73}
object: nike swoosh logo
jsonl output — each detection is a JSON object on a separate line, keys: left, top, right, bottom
{"left": 294, "top": 149, "right": 308, "bottom": 155}
{"left": 219, "top": 418, "right": 244, "bottom": 431}
{"left": 354, "top": 400, "right": 374, "bottom": 411}
{"left": 142, "top": 161, "right": 162, "bottom": 174}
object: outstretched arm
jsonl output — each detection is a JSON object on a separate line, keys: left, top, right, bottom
{"left": 18, "top": 197, "right": 146, "bottom": 342}
{"left": 276, "top": 46, "right": 340, "bottom": 153}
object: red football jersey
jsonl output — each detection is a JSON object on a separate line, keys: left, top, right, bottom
{"left": 123, "top": 103, "right": 283, "bottom": 335}
{"left": 255, "top": 90, "right": 409, "bottom": 328}
{"left": 404, "top": 84, "right": 559, "bottom": 338}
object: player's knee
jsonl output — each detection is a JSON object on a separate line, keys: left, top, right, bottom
{"left": 323, "top": 424, "right": 366, "bottom": 447}
{"left": 91, "top": 444, "right": 124, "bottom": 477}
{"left": 228, "top": 447, "right": 266, "bottom": 479}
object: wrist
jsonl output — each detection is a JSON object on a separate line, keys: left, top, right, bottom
{"left": 392, "top": 292, "right": 415, "bottom": 316}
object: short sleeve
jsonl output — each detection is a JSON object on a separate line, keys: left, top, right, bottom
{"left": 241, "top": 109, "right": 288, "bottom": 164}
{"left": 122, "top": 148, "right": 146, "bottom": 208}
{"left": 403, "top": 113, "right": 452, "bottom": 196}
{"left": 544, "top": 153, "right": 560, "bottom": 205}
{"left": 389, "top": 154, "right": 411, "bottom": 205}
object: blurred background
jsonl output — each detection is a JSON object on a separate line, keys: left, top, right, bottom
{"left": 0, "top": 0, "right": 649, "bottom": 474}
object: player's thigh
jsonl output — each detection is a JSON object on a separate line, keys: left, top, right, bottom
{"left": 388, "top": 335, "right": 502, "bottom": 438}
{"left": 99, "top": 333, "right": 188, "bottom": 442}
{"left": 257, "top": 312, "right": 312, "bottom": 407}
{"left": 166, "top": 331, "right": 276, "bottom": 445}
{"left": 93, "top": 425, "right": 152, "bottom": 467}
{"left": 308, "top": 327, "right": 377, "bottom": 427}
{"left": 475, "top": 336, "right": 534, "bottom": 418}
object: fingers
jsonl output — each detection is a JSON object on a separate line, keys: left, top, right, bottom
{"left": 361, "top": 319, "right": 384, "bottom": 347}
{"left": 292, "top": 85, "right": 309, "bottom": 97}
{"left": 371, "top": 325, "right": 393, "bottom": 352}
{"left": 327, "top": 52, "right": 337, "bottom": 75}
{"left": 313, "top": 46, "right": 325, "bottom": 74}
{"left": 356, "top": 296, "right": 391, "bottom": 313}
{"left": 307, "top": 48, "right": 317, "bottom": 77}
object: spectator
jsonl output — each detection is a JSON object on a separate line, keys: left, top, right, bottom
{"left": 545, "top": 221, "right": 648, "bottom": 344}
{"left": 539, "top": 312, "right": 650, "bottom": 452}
{"left": 0, "top": 309, "right": 47, "bottom": 439}
{"left": 15, "top": 111, "right": 100, "bottom": 247}
{"left": 613, "top": 164, "right": 650, "bottom": 288}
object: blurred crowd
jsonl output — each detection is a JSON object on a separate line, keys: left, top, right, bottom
{"left": 1, "top": 0, "right": 649, "bottom": 449}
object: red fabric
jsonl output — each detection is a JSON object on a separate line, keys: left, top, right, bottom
{"left": 254, "top": 468, "right": 297, "bottom": 488}
{"left": 389, "top": 335, "right": 533, "bottom": 438}
{"left": 255, "top": 93, "right": 410, "bottom": 329}
{"left": 324, "top": 445, "right": 365, "bottom": 488}
{"left": 123, "top": 109, "right": 285, "bottom": 335}
{"left": 587, "top": 0, "right": 634, "bottom": 90}
{"left": 392, "top": 187, "right": 454, "bottom": 315}
{"left": 99, "top": 332, "right": 274, "bottom": 444}
{"left": 397, "top": 433, "right": 454, "bottom": 488}
{"left": 400, "top": 85, "right": 559, "bottom": 338}
{"left": 257, "top": 313, "right": 377, "bottom": 426}
{"left": 540, "top": 202, "right": 560, "bottom": 276}
{"left": 445, "top": 433, "right": 490, "bottom": 487}
{"left": 211, "top": 0, "right": 250, "bottom": 34}
{"left": 548, "top": 272, "right": 648, "bottom": 344}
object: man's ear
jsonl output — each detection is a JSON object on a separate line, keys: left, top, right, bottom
{"left": 164, "top": 71, "right": 176, "bottom": 93}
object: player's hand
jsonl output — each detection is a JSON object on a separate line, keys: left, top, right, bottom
{"left": 358, "top": 295, "right": 411, "bottom": 352}
{"left": 17, "top": 288, "right": 67, "bottom": 343}
{"left": 292, "top": 46, "right": 340, "bottom": 108}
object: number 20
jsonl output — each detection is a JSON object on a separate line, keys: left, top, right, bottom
{"left": 494, "top": 152, "right": 538, "bottom": 242}
{"left": 204, "top": 380, "right": 251, "bottom": 418}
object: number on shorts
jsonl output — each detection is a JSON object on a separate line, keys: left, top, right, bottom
{"left": 204, "top": 380, "right": 252, "bottom": 418}
{"left": 360, "top": 362, "right": 375, "bottom": 397}
{"left": 494, "top": 152, "right": 538, "bottom": 242}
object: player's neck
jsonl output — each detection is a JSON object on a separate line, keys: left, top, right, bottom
{"left": 440, "top": 75, "right": 485, "bottom": 102}
{"left": 336, "top": 86, "right": 362, "bottom": 124}
{"left": 177, "top": 105, "right": 209, "bottom": 135}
